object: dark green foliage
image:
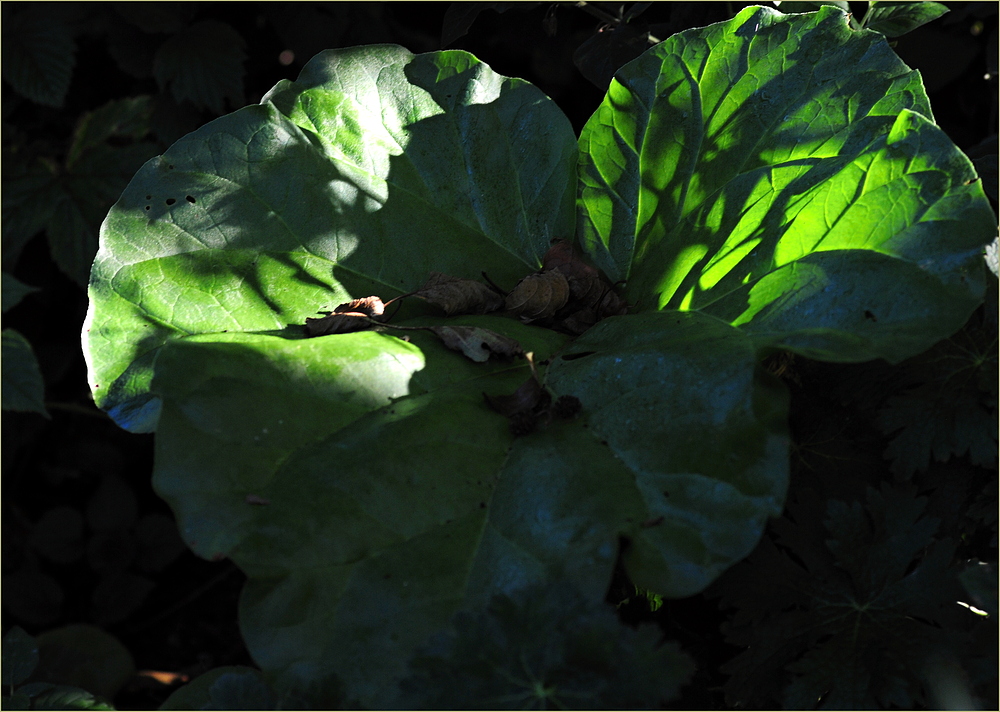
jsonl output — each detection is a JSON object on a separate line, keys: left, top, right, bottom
{"left": 713, "top": 482, "right": 995, "bottom": 709}
{"left": 400, "top": 584, "right": 693, "bottom": 709}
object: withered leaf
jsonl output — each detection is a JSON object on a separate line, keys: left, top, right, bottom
{"left": 543, "top": 240, "right": 604, "bottom": 306}
{"left": 304, "top": 312, "right": 373, "bottom": 336}
{"left": 334, "top": 296, "right": 385, "bottom": 318}
{"left": 505, "top": 269, "right": 570, "bottom": 322}
{"left": 484, "top": 374, "right": 548, "bottom": 418}
{"left": 429, "top": 325, "right": 524, "bottom": 363}
{"left": 304, "top": 295, "right": 386, "bottom": 337}
{"left": 415, "top": 272, "right": 504, "bottom": 315}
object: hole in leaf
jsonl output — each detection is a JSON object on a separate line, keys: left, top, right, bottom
{"left": 864, "top": 309, "right": 877, "bottom": 322}
{"left": 144, "top": 206, "right": 150, "bottom": 211}
{"left": 145, "top": 195, "right": 152, "bottom": 200}
{"left": 165, "top": 198, "right": 176, "bottom": 206}
{"left": 185, "top": 195, "right": 196, "bottom": 204}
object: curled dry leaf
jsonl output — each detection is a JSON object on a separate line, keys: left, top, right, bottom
{"left": 415, "top": 272, "right": 504, "bottom": 315}
{"left": 543, "top": 240, "right": 604, "bottom": 306}
{"left": 334, "top": 296, "right": 386, "bottom": 317}
{"left": 429, "top": 325, "right": 523, "bottom": 363}
{"left": 304, "top": 295, "right": 386, "bottom": 336}
{"left": 543, "top": 240, "right": 628, "bottom": 319}
{"left": 505, "top": 270, "right": 570, "bottom": 322}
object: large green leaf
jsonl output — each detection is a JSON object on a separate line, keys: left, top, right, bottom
{"left": 578, "top": 4, "right": 993, "bottom": 363}
{"left": 84, "top": 45, "right": 577, "bottom": 433}
{"left": 149, "top": 312, "right": 784, "bottom": 706}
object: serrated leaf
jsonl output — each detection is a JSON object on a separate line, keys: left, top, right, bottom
{"left": 578, "top": 5, "right": 993, "bottom": 364}
{"left": 153, "top": 20, "right": 247, "bottom": 114}
{"left": 2, "top": 329, "right": 49, "bottom": 417}
{"left": 2, "top": 627, "right": 39, "bottom": 687}
{"left": 2, "top": 148, "right": 62, "bottom": 270}
{"left": 2, "top": 273, "right": 39, "bottom": 313}
{"left": 49, "top": 99, "right": 160, "bottom": 287}
{"left": 878, "top": 384, "right": 998, "bottom": 477}
{"left": 0, "top": 6, "right": 76, "bottom": 107}
{"left": 864, "top": 1, "right": 950, "bottom": 38}
{"left": 716, "top": 484, "right": 973, "bottom": 709}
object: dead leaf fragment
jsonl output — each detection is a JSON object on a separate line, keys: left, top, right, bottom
{"left": 505, "top": 270, "right": 570, "bottom": 321}
{"left": 415, "top": 272, "right": 504, "bottom": 315}
{"left": 334, "top": 296, "right": 385, "bottom": 317}
{"left": 304, "top": 312, "right": 373, "bottom": 336}
{"left": 429, "top": 325, "right": 524, "bottom": 362}
{"left": 543, "top": 240, "right": 604, "bottom": 306}
{"left": 304, "top": 296, "right": 386, "bottom": 336}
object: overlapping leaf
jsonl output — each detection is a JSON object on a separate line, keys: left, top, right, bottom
{"left": 578, "top": 4, "right": 993, "bottom": 363}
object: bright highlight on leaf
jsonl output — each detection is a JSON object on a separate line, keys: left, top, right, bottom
{"left": 578, "top": 5, "right": 993, "bottom": 363}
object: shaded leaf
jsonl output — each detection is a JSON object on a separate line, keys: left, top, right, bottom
{"left": 1, "top": 149, "right": 62, "bottom": 270}
{"left": 505, "top": 270, "right": 570, "bottom": 321}
{"left": 1, "top": 6, "right": 75, "bottom": 107}
{"left": 3, "top": 627, "right": 39, "bottom": 687}
{"left": 33, "top": 625, "right": 134, "bottom": 702}
{"left": 440, "top": 3, "right": 533, "bottom": 47}
{"left": 2, "top": 330, "right": 49, "bottom": 418}
{"left": 153, "top": 20, "right": 246, "bottom": 114}
{"left": 573, "top": 21, "right": 650, "bottom": 91}
{"left": 415, "top": 272, "right": 503, "bottom": 315}
{"left": 864, "top": 1, "right": 950, "bottom": 38}
{"left": 2, "top": 272, "right": 39, "bottom": 314}
{"left": 400, "top": 583, "right": 694, "bottom": 709}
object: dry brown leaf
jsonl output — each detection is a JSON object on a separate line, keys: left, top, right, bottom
{"left": 415, "top": 272, "right": 504, "bottom": 315}
{"left": 504, "top": 270, "right": 570, "bottom": 322}
{"left": 543, "top": 240, "right": 604, "bottom": 306}
{"left": 304, "top": 312, "right": 373, "bottom": 336}
{"left": 334, "top": 296, "right": 385, "bottom": 317}
{"left": 429, "top": 325, "right": 524, "bottom": 362}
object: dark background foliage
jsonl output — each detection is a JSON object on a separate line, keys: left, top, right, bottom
{"left": 3, "top": 2, "right": 996, "bottom": 709}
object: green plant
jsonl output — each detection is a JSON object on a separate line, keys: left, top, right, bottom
{"left": 82, "top": 5, "right": 994, "bottom": 707}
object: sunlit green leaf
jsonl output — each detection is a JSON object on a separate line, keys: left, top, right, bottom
{"left": 578, "top": 5, "right": 993, "bottom": 363}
